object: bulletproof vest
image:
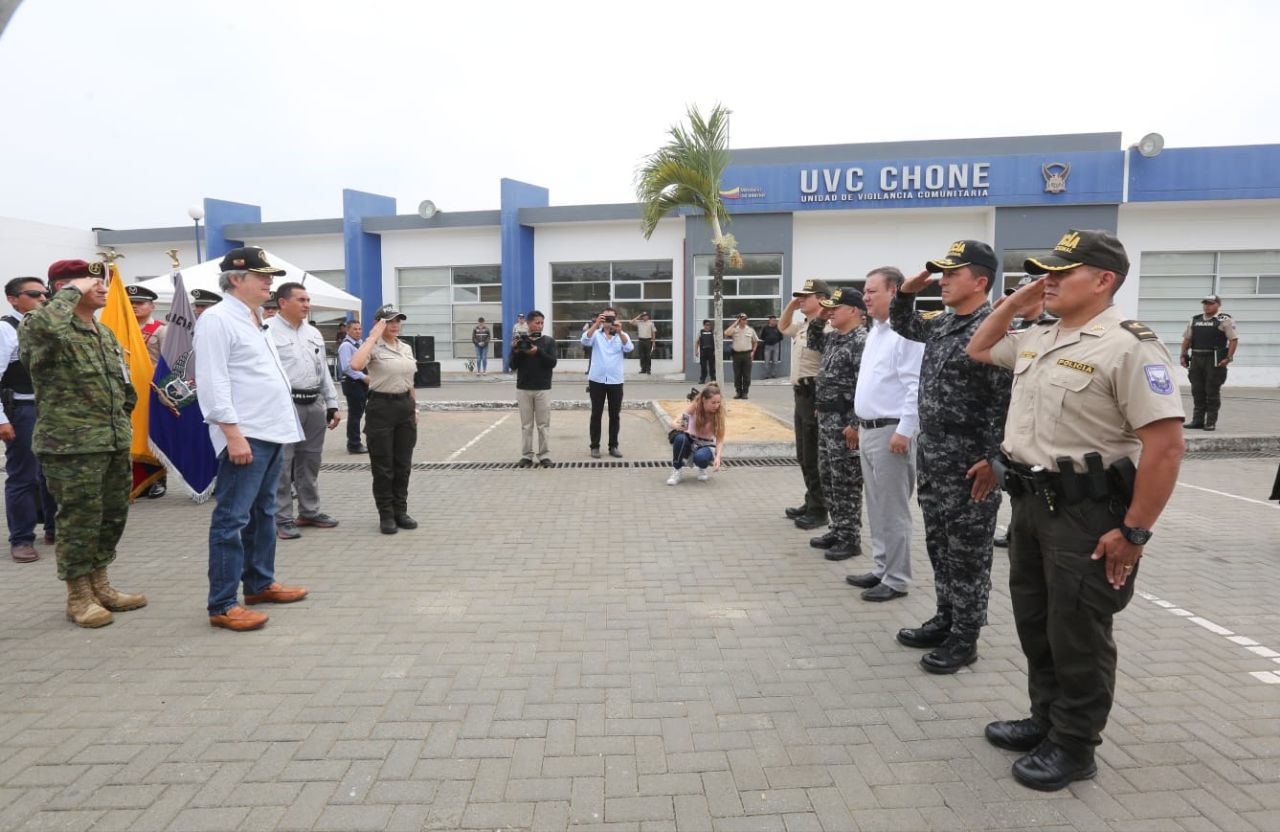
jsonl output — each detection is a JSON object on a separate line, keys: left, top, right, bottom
{"left": 697, "top": 331, "right": 715, "bottom": 351}
{"left": 1189, "top": 314, "right": 1228, "bottom": 351}
{"left": 0, "top": 316, "right": 33, "bottom": 394}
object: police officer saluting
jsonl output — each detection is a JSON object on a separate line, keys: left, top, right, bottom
{"left": 1179, "top": 293, "right": 1238, "bottom": 431}
{"left": 891, "top": 242, "right": 1011, "bottom": 674}
{"left": 967, "top": 229, "right": 1185, "bottom": 791}
{"left": 809, "top": 288, "right": 867, "bottom": 561}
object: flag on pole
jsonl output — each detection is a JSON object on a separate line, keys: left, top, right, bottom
{"left": 99, "top": 263, "right": 164, "bottom": 499}
{"left": 149, "top": 273, "right": 217, "bottom": 500}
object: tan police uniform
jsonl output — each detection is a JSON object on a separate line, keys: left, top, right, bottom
{"left": 985, "top": 231, "right": 1185, "bottom": 777}
{"left": 782, "top": 279, "right": 832, "bottom": 523}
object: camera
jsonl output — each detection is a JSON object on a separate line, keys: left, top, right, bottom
{"left": 514, "top": 333, "right": 535, "bottom": 351}
{"left": 603, "top": 314, "right": 616, "bottom": 324}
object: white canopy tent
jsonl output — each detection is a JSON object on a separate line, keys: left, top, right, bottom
{"left": 133, "top": 250, "right": 361, "bottom": 312}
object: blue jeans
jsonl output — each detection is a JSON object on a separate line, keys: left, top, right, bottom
{"left": 671, "top": 432, "right": 714, "bottom": 470}
{"left": 475, "top": 345, "right": 488, "bottom": 372}
{"left": 3, "top": 404, "right": 56, "bottom": 545}
{"left": 207, "top": 438, "right": 284, "bottom": 615}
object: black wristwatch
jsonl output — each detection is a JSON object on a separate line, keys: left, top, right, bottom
{"left": 1119, "top": 524, "right": 1153, "bottom": 546}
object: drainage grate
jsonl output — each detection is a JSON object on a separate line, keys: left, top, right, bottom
{"left": 320, "top": 457, "right": 800, "bottom": 472}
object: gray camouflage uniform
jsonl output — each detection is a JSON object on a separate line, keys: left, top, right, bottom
{"left": 890, "top": 292, "right": 1011, "bottom": 639}
{"left": 814, "top": 326, "right": 866, "bottom": 545}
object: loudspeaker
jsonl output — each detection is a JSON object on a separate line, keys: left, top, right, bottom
{"left": 413, "top": 335, "right": 435, "bottom": 362}
{"left": 414, "top": 361, "right": 441, "bottom": 388}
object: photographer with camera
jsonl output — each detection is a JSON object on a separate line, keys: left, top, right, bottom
{"left": 666, "top": 383, "right": 725, "bottom": 485}
{"left": 510, "top": 310, "right": 558, "bottom": 468}
{"left": 580, "top": 306, "right": 633, "bottom": 458}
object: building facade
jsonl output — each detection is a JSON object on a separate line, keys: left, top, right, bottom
{"left": 13, "top": 131, "right": 1275, "bottom": 383}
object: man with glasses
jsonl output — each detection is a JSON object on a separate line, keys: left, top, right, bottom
{"left": 0, "top": 277, "right": 56, "bottom": 562}
{"left": 22, "top": 260, "right": 145, "bottom": 626}
{"left": 194, "top": 247, "right": 307, "bottom": 632}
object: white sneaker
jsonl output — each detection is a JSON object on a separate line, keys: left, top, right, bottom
{"left": 697, "top": 469, "right": 710, "bottom": 482}
{"left": 666, "top": 468, "right": 683, "bottom": 486}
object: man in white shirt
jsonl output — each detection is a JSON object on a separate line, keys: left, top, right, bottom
{"left": 1, "top": 276, "right": 57, "bottom": 562}
{"left": 194, "top": 247, "right": 308, "bottom": 632}
{"left": 269, "top": 282, "right": 341, "bottom": 541}
{"left": 580, "top": 306, "right": 633, "bottom": 457}
{"left": 845, "top": 267, "right": 925, "bottom": 602}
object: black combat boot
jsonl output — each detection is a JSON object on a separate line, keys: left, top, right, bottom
{"left": 920, "top": 634, "right": 978, "bottom": 674}
{"left": 1012, "top": 741, "right": 1097, "bottom": 791}
{"left": 824, "top": 539, "right": 860, "bottom": 561}
{"left": 1202, "top": 410, "right": 1218, "bottom": 431}
{"left": 793, "top": 512, "right": 828, "bottom": 531}
{"left": 809, "top": 530, "right": 840, "bottom": 549}
{"left": 985, "top": 718, "right": 1049, "bottom": 752}
{"left": 379, "top": 512, "right": 398, "bottom": 535}
{"left": 1183, "top": 409, "right": 1204, "bottom": 429}
{"left": 896, "top": 611, "right": 952, "bottom": 649}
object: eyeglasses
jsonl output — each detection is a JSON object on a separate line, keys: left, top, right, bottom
{"left": 18, "top": 290, "right": 49, "bottom": 299}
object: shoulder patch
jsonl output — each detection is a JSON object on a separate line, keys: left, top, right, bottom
{"left": 1119, "top": 320, "right": 1159, "bottom": 341}
{"left": 921, "top": 311, "right": 944, "bottom": 320}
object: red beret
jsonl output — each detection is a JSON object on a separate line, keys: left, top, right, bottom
{"left": 47, "top": 259, "right": 105, "bottom": 281}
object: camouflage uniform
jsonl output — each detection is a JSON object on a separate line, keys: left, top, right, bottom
{"left": 814, "top": 326, "right": 866, "bottom": 545}
{"left": 20, "top": 286, "right": 136, "bottom": 581}
{"left": 890, "top": 293, "right": 1011, "bottom": 639}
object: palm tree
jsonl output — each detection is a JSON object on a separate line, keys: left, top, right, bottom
{"left": 636, "top": 103, "right": 742, "bottom": 376}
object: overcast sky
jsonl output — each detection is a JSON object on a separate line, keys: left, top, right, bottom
{"left": 1, "top": 0, "right": 1275, "bottom": 230}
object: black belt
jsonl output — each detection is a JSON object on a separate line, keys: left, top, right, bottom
{"left": 858, "top": 418, "right": 900, "bottom": 429}
{"left": 1189, "top": 349, "right": 1219, "bottom": 354}
{"left": 368, "top": 390, "right": 411, "bottom": 400}
{"left": 794, "top": 378, "right": 815, "bottom": 392}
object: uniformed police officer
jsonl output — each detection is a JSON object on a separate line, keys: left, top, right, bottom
{"left": 780, "top": 279, "right": 832, "bottom": 531}
{"left": 1179, "top": 293, "right": 1238, "bottom": 431}
{"left": 22, "top": 260, "right": 146, "bottom": 628}
{"left": 967, "top": 229, "right": 1185, "bottom": 791}
{"left": 808, "top": 288, "right": 867, "bottom": 561}
{"left": 890, "top": 241, "right": 1012, "bottom": 674}
{"left": 191, "top": 287, "right": 222, "bottom": 317}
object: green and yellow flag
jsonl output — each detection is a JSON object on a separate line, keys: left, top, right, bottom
{"left": 100, "top": 263, "right": 163, "bottom": 498}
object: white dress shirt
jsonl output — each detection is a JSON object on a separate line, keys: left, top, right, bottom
{"left": 854, "top": 317, "right": 925, "bottom": 437}
{"left": 267, "top": 315, "right": 338, "bottom": 408}
{"left": 194, "top": 292, "right": 303, "bottom": 455}
{"left": 581, "top": 328, "right": 633, "bottom": 384}
{"left": 0, "top": 309, "right": 34, "bottom": 425}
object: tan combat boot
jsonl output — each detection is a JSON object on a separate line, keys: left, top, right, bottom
{"left": 65, "top": 576, "right": 113, "bottom": 628}
{"left": 89, "top": 568, "right": 148, "bottom": 612}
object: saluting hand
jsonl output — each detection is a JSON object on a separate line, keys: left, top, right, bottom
{"left": 900, "top": 269, "right": 936, "bottom": 294}
{"left": 368, "top": 319, "right": 388, "bottom": 341}
{"left": 1005, "top": 276, "right": 1047, "bottom": 316}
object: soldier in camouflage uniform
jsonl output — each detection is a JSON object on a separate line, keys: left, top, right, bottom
{"left": 889, "top": 241, "right": 1012, "bottom": 673}
{"left": 809, "top": 288, "right": 868, "bottom": 562}
{"left": 21, "top": 260, "right": 146, "bottom": 628}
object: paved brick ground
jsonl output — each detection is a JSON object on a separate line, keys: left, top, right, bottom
{"left": 1, "top": 399, "right": 1278, "bottom": 831}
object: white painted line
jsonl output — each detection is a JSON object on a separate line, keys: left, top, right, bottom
{"left": 1177, "top": 481, "right": 1280, "bottom": 509}
{"left": 1189, "top": 617, "right": 1234, "bottom": 636}
{"left": 445, "top": 413, "right": 512, "bottom": 462}
{"left": 1138, "top": 591, "right": 1280, "bottom": 687}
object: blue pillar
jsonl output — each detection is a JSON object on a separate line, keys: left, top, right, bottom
{"left": 203, "top": 198, "right": 261, "bottom": 261}
{"left": 500, "top": 178, "right": 548, "bottom": 371}
{"left": 343, "top": 189, "right": 396, "bottom": 323}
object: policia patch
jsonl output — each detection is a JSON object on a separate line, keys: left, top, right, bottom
{"left": 1119, "top": 320, "right": 1159, "bottom": 341}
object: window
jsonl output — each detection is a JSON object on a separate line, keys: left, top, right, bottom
{"left": 1138, "top": 250, "right": 1280, "bottom": 367}
{"left": 396, "top": 265, "right": 501, "bottom": 360}
{"left": 551, "top": 260, "right": 674, "bottom": 359}
{"left": 693, "top": 254, "right": 783, "bottom": 359}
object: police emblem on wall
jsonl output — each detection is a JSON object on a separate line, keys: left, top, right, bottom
{"left": 1042, "top": 162, "right": 1070, "bottom": 194}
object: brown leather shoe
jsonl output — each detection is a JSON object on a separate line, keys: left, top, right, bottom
{"left": 243, "top": 582, "right": 308, "bottom": 605}
{"left": 11, "top": 544, "right": 39, "bottom": 562}
{"left": 209, "top": 606, "right": 269, "bottom": 631}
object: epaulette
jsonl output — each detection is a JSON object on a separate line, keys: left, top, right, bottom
{"left": 921, "top": 310, "right": 944, "bottom": 320}
{"left": 1119, "top": 320, "right": 1159, "bottom": 341}
{"left": 1034, "top": 318, "right": 1056, "bottom": 326}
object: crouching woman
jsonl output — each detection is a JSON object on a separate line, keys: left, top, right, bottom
{"left": 667, "top": 383, "right": 725, "bottom": 485}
